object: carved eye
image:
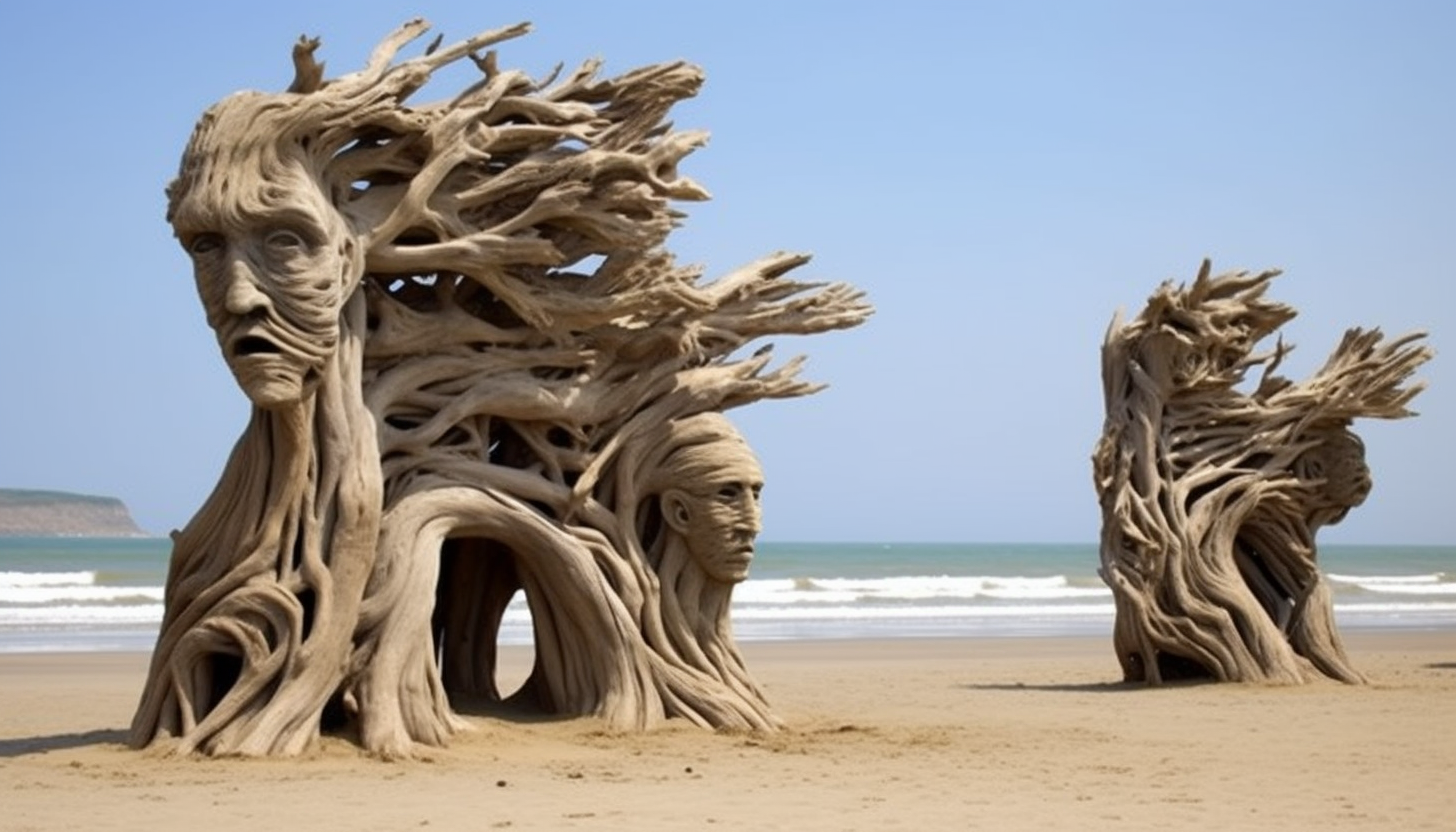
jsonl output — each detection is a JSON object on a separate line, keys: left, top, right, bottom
{"left": 186, "top": 233, "right": 224, "bottom": 257}
{"left": 1175, "top": 351, "right": 1205, "bottom": 381}
{"left": 714, "top": 483, "right": 763, "bottom": 504}
{"left": 266, "top": 229, "right": 308, "bottom": 252}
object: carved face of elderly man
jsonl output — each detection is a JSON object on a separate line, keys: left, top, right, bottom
{"left": 1294, "top": 429, "right": 1373, "bottom": 527}
{"left": 657, "top": 414, "right": 765, "bottom": 584}
{"left": 166, "top": 94, "right": 363, "bottom": 408}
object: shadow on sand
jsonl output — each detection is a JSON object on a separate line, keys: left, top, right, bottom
{"left": 0, "top": 728, "right": 127, "bottom": 758}
{"left": 959, "top": 680, "right": 1214, "bottom": 693}
{"left": 4, "top": 696, "right": 587, "bottom": 760}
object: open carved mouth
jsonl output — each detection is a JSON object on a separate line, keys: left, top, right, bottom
{"left": 232, "top": 336, "right": 281, "bottom": 357}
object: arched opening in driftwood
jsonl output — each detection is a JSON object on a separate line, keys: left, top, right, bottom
{"left": 434, "top": 537, "right": 542, "bottom": 712}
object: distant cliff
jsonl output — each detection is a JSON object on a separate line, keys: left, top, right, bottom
{"left": 0, "top": 488, "right": 150, "bottom": 537}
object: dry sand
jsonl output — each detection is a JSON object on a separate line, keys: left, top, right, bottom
{"left": 3, "top": 631, "right": 1453, "bottom": 830}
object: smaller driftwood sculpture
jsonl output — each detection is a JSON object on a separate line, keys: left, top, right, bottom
{"left": 1092, "top": 261, "right": 1431, "bottom": 685}
{"left": 130, "top": 19, "right": 871, "bottom": 758}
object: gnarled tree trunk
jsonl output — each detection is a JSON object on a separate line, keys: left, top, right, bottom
{"left": 132, "top": 295, "right": 381, "bottom": 755}
{"left": 1092, "top": 261, "right": 1430, "bottom": 684}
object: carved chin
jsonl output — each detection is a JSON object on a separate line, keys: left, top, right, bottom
{"left": 228, "top": 355, "right": 318, "bottom": 407}
{"left": 706, "top": 551, "right": 754, "bottom": 584}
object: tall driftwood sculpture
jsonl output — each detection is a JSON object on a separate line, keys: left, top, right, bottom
{"left": 1092, "top": 261, "right": 1430, "bottom": 685}
{"left": 130, "top": 19, "right": 871, "bottom": 758}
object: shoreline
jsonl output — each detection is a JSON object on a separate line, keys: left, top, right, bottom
{"left": 9, "top": 540, "right": 1454, "bottom": 656}
{"left": 5, "top": 623, "right": 1450, "bottom": 658}
{"left": 4, "top": 630, "right": 1454, "bottom": 830}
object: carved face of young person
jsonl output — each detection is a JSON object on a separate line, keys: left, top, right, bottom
{"left": 661, "top": 449, "right": 765, "bottom": 584}
{"left": 171, "top": 165, "right": 358, "bottom": 408}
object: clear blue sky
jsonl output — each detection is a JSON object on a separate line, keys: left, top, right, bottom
{"left": 1, "top": 1, "right": 1451, "bottom": 544}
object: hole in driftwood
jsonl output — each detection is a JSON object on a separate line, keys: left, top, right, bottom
{"left": 546, "top": 252, "right": 605, "bottom": 280}
{"left": 486, "top": 423, "right": 532, "bottom": 469}
{"left": 202, "top": 652, "right": 243, "bottom": 719}
{"left": 1234, "top": 535, "right": 1296, "bottom": 632}
{"left": 1155, "top": 651, "right": 1213, "bottom": 682}
{"left": 494, "top": 588, "right": 533, "bottom": 701}
{"left": 456, "top": 280, "right": 526, "bottom": 329}
{"left": 297, "top": 588, "right": 316, "bottom": 642}
{"left": 433, "top": 537, "right": 539, "bottom": 713}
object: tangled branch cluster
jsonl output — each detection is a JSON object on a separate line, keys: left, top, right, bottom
{"left": 1093, "top": 260, "right": 1430, "bottom": 684}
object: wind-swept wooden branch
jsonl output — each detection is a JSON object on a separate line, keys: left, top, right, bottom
{"left": 1092, "top": 261, "right": 1430, "bottom": 685}
{"left": 130, "top": 19, "right": 871, "bottom": 758}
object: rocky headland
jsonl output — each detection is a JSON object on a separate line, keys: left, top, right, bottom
{"left": 0, "top": 488, "right": 149, "bottom": 537}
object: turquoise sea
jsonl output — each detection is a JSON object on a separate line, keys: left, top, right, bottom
{"left": 1, "top": 537, "right": 1452, "bottom": 653}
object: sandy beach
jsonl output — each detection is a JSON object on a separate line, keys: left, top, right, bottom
{"left": 3, "top": 630, "right": 1453, "bottom": 831}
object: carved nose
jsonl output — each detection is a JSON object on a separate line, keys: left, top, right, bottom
{"left": 740, "top": 498, "right": 762, "bottom": 534}
{"left": 224, "top": 260, "right": 271, "bottom": 316}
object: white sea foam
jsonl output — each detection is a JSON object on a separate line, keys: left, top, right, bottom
{"left": 733, "top": 575, "right": 1114, "bottom": 605}
{"left": 1332, "top": 602, "right": 1456, "bottom": 614}
{"left": 0, "top": 604, "right": 165, "bottom": 626}
{"left": 0, "top": 570, "right": 98, "bottom": 588}
{"left": 0, "top": 585, "right": 165, "bottom": 604}
{"left": 1328, "top": 573, "right": 1445, "bottom": 584}
{"left": 1327, "top": 573, "right": 1456, "bottom": 595}
{"left": 3, "top": 558, "right": 1454, "bottom": 651}
{"left": 410, "top": 598, "right": 1456, "bottom": 626}
{"left": 11, "top": 597, "right": 1449, "bottom": 631}
{"left": 731, "top": 603, "right": 1117, "bottom": 620}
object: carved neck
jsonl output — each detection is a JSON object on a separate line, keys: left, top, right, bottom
{"left": 175, "top": 294, "right": 380, "bottom": 577}
{"left": 657, "top": 535, "right": 735, "bottom": 639}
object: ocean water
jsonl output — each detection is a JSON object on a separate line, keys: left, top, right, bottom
{"left": 1, "top": 537, "right": 1452, "bottom": 653}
